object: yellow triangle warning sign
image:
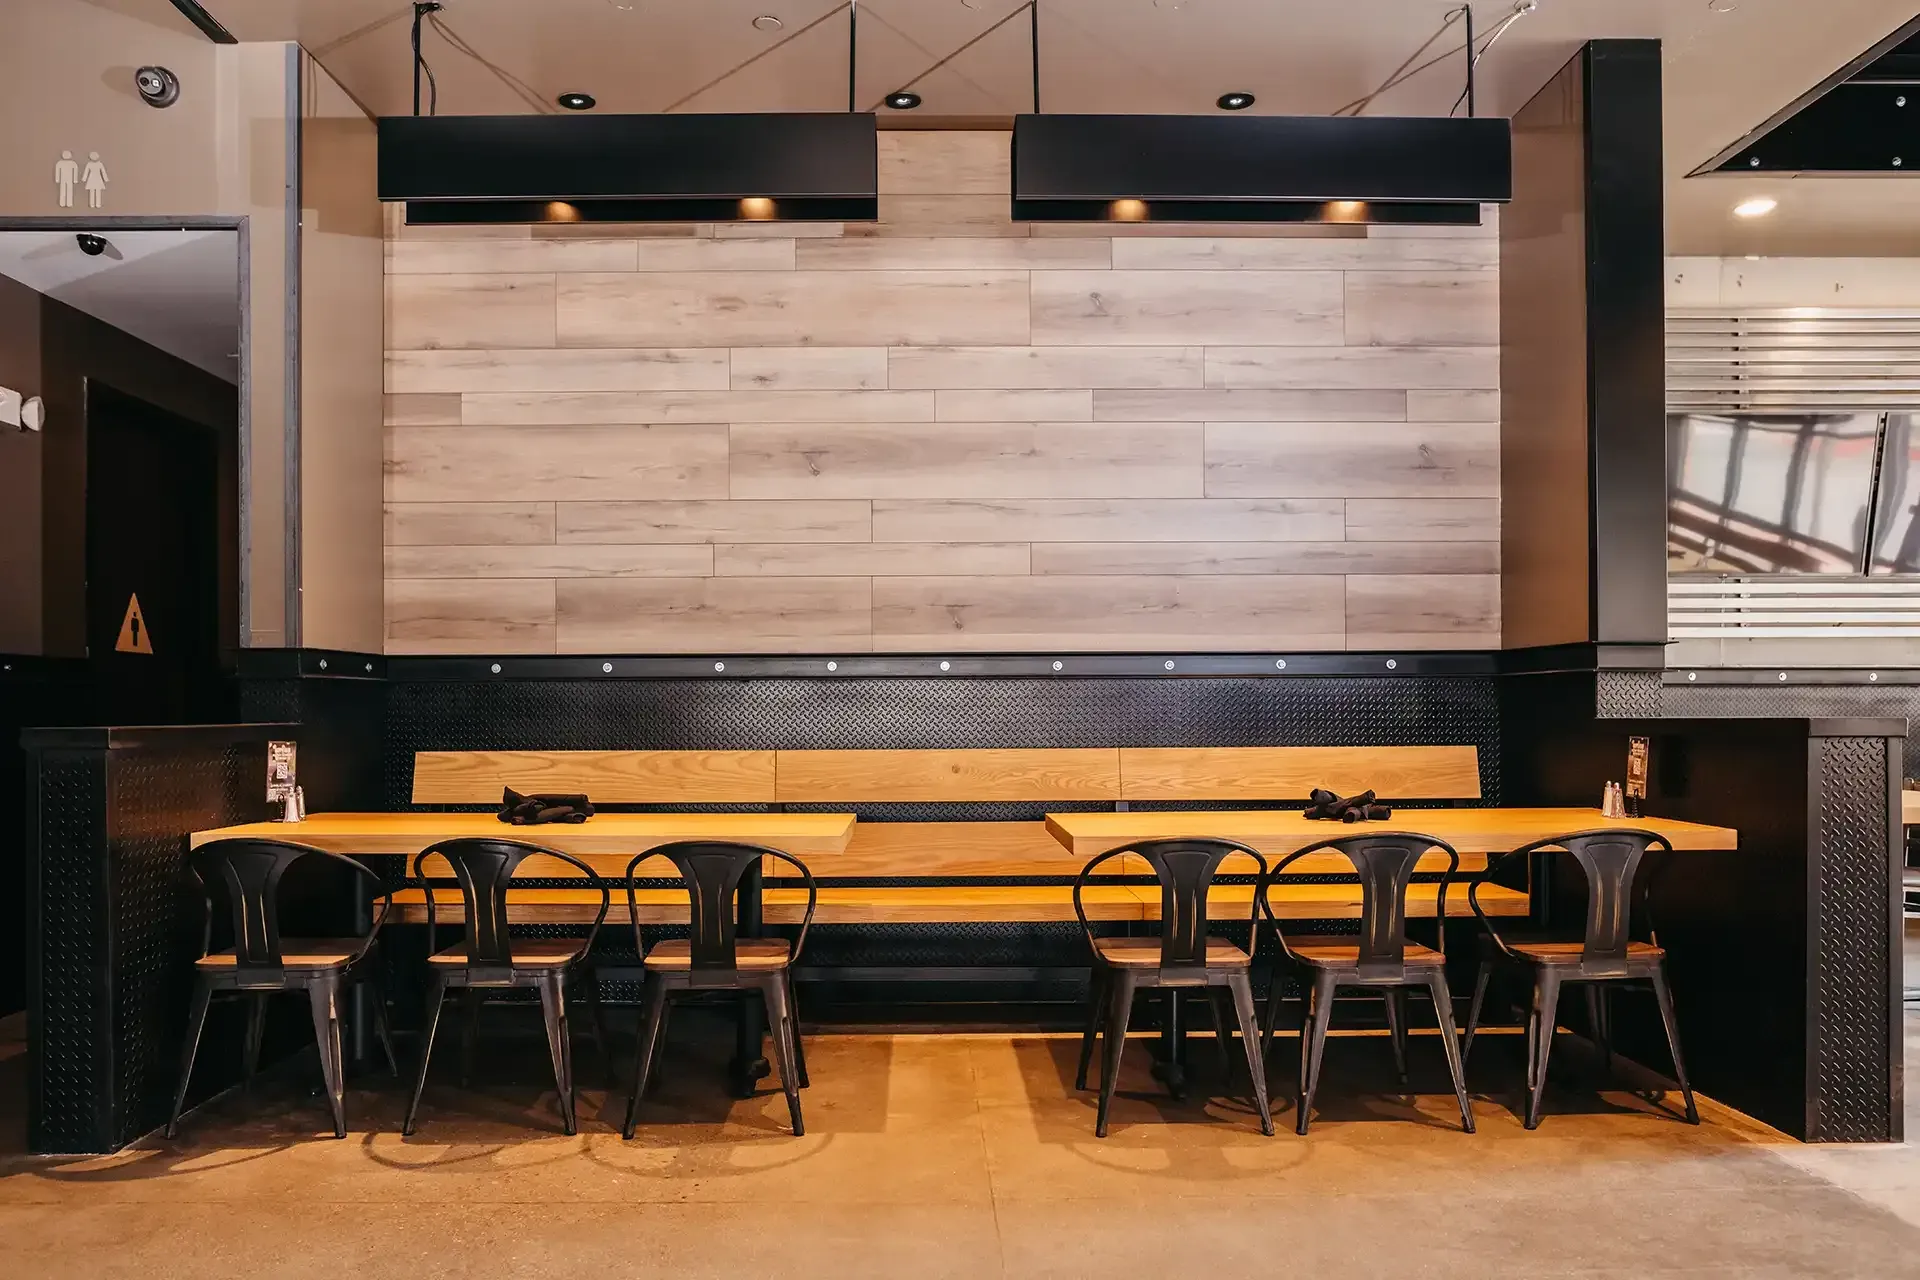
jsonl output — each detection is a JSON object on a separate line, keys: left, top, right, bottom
{"left": 115, "top": 594, "right": 153, "bottom": 654}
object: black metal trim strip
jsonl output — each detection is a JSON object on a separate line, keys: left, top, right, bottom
{"left": 1499, "top": 642, "right": 1667, "bottom": 675}
{"left": 20, "top": 723, "right": 297, "bottom": 753}
{"left": 1666, "top": 668, "right": 1920, "bottom": 688}
{"left": 167, "top": 0, "right": 238, "bottom": 44}
{"left": 235, "top": 648, "right": 386, "bottom": 680}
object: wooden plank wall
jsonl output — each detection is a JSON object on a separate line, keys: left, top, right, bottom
{"left": 384, "top": 132, "right": 1501, "bottom": 654}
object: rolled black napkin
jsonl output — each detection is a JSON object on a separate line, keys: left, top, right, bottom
{"left": 1303, "top": 788, "right": 1390, "bottom": 822}
{"left": 498, "top": 787, "right": 595, "bottom": 825}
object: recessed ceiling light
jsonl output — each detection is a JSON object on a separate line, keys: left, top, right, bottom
{"left": 1733, "top": 196, "right": 1777, "bottom": 218}
{"left": 886, "top": 90, "right": 922, "bottom": 110}
{"left": 752, "top": 14, "right": 783, "bottom": 31}
{"left": 557, "top": 92, "right": 596, "bottom": 110}
{"left": 1708, "top": 0, "right": 1739, "bottom": 12}
{"left": 1217, "top": 92, "right": 1255, "bottom": 111}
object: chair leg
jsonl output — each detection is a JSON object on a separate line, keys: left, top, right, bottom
{"left": 1462, "top": 960, "right": 1493, "bottom": 1065}
{"left": 367, "top": 975, "right": 400, "bottom": 1077}
{"left": 576, "top": 964, "right": 613, "bottom": 1088}
{"left": 1094, "top": 970, "right": 1138, "bottom": 1139}
{"left": 459, "top": 987, "right": 484, "bottom": 1088}
{"left": 1296, "top": 971, "right": 1336, "bottom": 1137}
{"left": 1260, "top": 965, "right": 1289, "bottom": 1063}
{"left": 537, "top": 976, "right": 578, "bottom": 1137}
{"left": 1075, "top": 964, "right": 1109, "bottom": 1091}
{"left": 761, "top": 973, "right": 806, "bottom": 1138}
{"left": 1425, "top": 971, "right": 1475, "bottom": 1135}
{"left": 242, "top": 992, "right": 268, "bottom": 1089}
{"left": 1525, "top": 968, "right": 1563, "bottom": 1131}
{"left": 1207, "top": 986, "right": 1238, "bottom": 1083}
{"left": 623, "top": 974, "right": 669, "bottom": 1140}
{"left": 1225, "top": 972, "right": 1273, "bottom": 1136}
{"left": 402, "top": 972, "right": 450, "bottom": 1137}
{"left": 783, "top": 970, "right": 809, "bottom": 1089}
{"left": 1584, "top": 983, "right": 1612, "bottom": 1080}
{"left": 1649, "top": 966, "right": 1700, "bottom": 1125}
{"left": 307, "top": 977, "right": 347, "bottom": 1139}
{"left": 1384, "top": 987, "right": 1410, "bottom": 1089}
{"left": 165, "top": 976, "right": 214, "bottom": 1140}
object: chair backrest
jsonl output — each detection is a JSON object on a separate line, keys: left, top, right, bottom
{"left": 415, "top": 836, "right": 605, "bottom": 968}
{"left": 188, "top": 837, "right": 386, "bottom": 982}
{"left": 1074, "top": 838, "right": 1265, "bottom": 969}
{"left": 1555, "top": 829, "right": 1665, "bottom": 962}
{"left": 1270, "top": 831, "right": 1458, "bottom": 974}
{"left": 628, "top": 841, "right": 817, "bottom": 972}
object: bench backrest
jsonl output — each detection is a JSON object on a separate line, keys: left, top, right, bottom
{"left": 411, "top": 750, "right": 776, "bottom": 805}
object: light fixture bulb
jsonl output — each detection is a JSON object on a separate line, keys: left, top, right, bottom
{"left": 1733, "top": 196, "right": 1777, "bottom": 218}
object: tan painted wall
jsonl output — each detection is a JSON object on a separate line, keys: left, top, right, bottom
{"left": 382, "top": 132, "right": 1503, "bottom": 655}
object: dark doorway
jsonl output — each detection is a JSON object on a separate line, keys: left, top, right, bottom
{"left": 85, "top": 382, "right": 225, "bottom": 724}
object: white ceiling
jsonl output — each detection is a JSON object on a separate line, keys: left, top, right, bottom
{"left": 162, "top": 0, "right": 1920, "bottom": 253}
{"left": 0, "top": 229, "right": 240, "bottom": 381}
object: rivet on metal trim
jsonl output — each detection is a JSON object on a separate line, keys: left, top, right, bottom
{"left": 1052, "top": 660, "right": 1063, "bottom": 671}
{"left": 1687, "top": 671, "right": 1697, "bottom": 681}
{"left": 1778, "top": 672, "right": 1788, "bottom": 681}
{"left": 490, "top": 663, "right": 501, "bottom": 674}
{"left": 827, "top": 661, "right": 838, "bottom": 672}
{"left": 318, "top": 659, "right": 328, "bottom": 670}
{"left": 1164, "top": 660, "right": 1175, "bottom": 671}
{"left": 1386, "top": 659, "right": 1398, "bottom": 670}
{"left": 603, "top": 662, "right": 613, "bottom": 673}
{"left": 1275, "top": 659, "right": 1287, "bottom": 670}
{"left": 940, "top": 661, "right": 951, "bottom": 671}
{"left": 714, "top": 662, "right": 725, "bottom": 672}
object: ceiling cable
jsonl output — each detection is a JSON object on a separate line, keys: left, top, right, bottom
{"left": 410, "top": 2, "right": 441, "bottom": 117}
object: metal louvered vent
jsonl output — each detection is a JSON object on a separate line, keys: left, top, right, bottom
{"left": 1670, "top": 578, "right": 1920, "bottom": 639}
{"left": 1668, "top": 309, "right": 1920, "bottom": 411}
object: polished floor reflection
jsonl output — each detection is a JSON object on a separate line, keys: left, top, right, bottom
{"left": 1, "top": 1006, "right": 1916, "bottom": 1279}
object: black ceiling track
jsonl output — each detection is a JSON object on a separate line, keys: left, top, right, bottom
{"left": 166, "top": 0, "right": 237, "bottom": 43}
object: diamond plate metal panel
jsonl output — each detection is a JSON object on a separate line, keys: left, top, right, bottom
{"left": 1664, "top": 684, "right": 1920, "bottom": 782}
{"left": 1596, "top": 670, "right": 1662, "bottom": 718}
{"left": 29, "top": 751, "right": 106, "bottom": 1153}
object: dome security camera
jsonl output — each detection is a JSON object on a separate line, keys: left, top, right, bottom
{"left": 134, "top": 65, "right": 180, "bottom": 108}
{"left": 76, "top": 234, "right": 108, "bottom": 257}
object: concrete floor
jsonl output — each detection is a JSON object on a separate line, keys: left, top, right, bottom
{"left": 1, "top": 997, "right": 1917, "bottom": 1280}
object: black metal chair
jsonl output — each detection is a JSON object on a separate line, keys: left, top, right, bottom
{"left": 167, "top": 837, "right": 398, "bottom": 1140}
{"left": 621, "top": 842, "right": 817, "bottom": 1139}
{"left": 1462, "top": 828, "right": 1698, "bottom": 1129}
{"left": 1072, "top": 838, "right": 1274, "bottom": 1139}
{"left": 1258, "top": 831, "right": 1474, "bottom": 1136}
{"left": 402, "top": 837, "right": 610, "bottom": 1136}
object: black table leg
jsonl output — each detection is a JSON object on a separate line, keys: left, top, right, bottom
{"left": 349, "top": 889, "right": 371, "bottom": 1065}
{"left": 729, "top": 862, "right": 771, "bottom": 1097}
{"left": 1150, "top": 989, "right": 1188, "bottom": 1098}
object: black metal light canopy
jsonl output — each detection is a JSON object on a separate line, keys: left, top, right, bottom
{"left": 1010, "top": 113, "right": 1512, "bottom": 225}
{"left": 377, "top": 112, "right": 879, "bottom": 225}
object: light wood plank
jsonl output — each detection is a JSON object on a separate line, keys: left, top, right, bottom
{"left": 795, "top": 238, "right": 1108, "bottom": 270}
{"left": 460, "top": 389, "right": 934, "bottom": 425}
{"left": 1031, "top": 271, "right": 1344, "bottom": 346}
{"left": 1345, "top": 272, "right": 1499, "bottom": 346}
{"left": 411, "top": 749, "right": 777, "bottom": 804}
{"left": 1111, "top": 237, "right": 1498, "bottom": 271}
{"left": 1410, "top": 389, "right": 1502, "bottom": 421}
{"left": 385, "top": 424, "right": 728, "bottom": 502}
{"left": 1370, "top": 207, "right": 1498, "bottom": 238}
{"left": 1031, "top": 541, "right": 1499, "bottom": 576}
{"left": 387, "top": 274, "right": 556, "bottom": 349}
{"left": 730, "top": 348, "right": 888, "bottom": 391}
{"left": 1118, "top": 746, "right": 1482, "bottom": 802}
{"left": 1205, "top": 422, "right": 1500, "bottom": 498}
{"left": 387, "top": 348, "right": 730, "bottom": 394}
{"left": 728, "top": 422, "right": 1203, "bottom": 500}
{"left": 1093, "top": 389, "right": 1407, "bottom": 422}
{"left": 1345, "top": 574, "right": 1501, "bottom": 649}
{"left": 384, "top": 543, "right": 713, "bottom": 578}
{"left": 714, "top": 543, "right": 1030, "bottom": 577}
{"left": 386, "top": 239, "right": 638, "bottom": 274}
{"left": 386, "top": 578, "right": 556, "bottom": 654}
{"left": 383, "top": 393, "right": 462, "bottom": 426}
{"left": 1345, "top": 498, "right": 1501, "bottom": 542}
{"left": 869, "top": 575, "right": 1345, "bottom": 650}
{"left": 1204, "top": 346, "right": 1499, "bottom": 391}
{"left": 556, "top": 499, "right": 871, "bottom": 545}
{"left": 555, "top": 271, "right": 1031, "bottom": 347}
{"left": 819, "top": 822, "right": 1140, "bottom": 877}
{"left": 872, "top": 498, "right": 1345, "bottom": 543}
{"left": 935, "top": 390, "right": 1092, "bottom": 421}
{"left": 800, "top": 886, "right": 1143, "bottom": 924}
{"left": 877, "top": 130, "right": 1009, "bottom": 194}
{"left": 712, "top": 221, "right": 845, "bottom": 239}
{"left": 1176, "top": 882, "right": 1525, "bottom": 921}
{"left": 194, "top": 811, "right": 856, "bottom": 857}
{"left": 556, "top": 577, "right": 872, "bottom": 652}
{"left": 629, "top": 239, "right": 796, "bottom": 270}
{"left": 855, "top": 195, "right": 1027, "bottom": 237}
{"left": 385, "top": 502, "right": 556, "bottom": 547}
{"left": 889, "top": 345, "right": 1204, "bottom": 390}
{"left": 776, "top": 749, "right": 1121, "bottom": 802}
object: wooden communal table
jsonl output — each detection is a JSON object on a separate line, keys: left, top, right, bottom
{"left": 1903, "top": 791, "right": 1920, "bottom": 827}
{"left": 189, "top": 811, "right": 857, "bottom": 1095}
{"left": 1043, "top": 806, "right": 1738, "bottom": 1094}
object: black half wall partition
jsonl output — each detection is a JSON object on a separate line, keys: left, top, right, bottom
{"left": 1010, "top": 113, "right": 1512, "bottom": 224}
{"left": 377, "top": 112, "right": 880, "bottom": 225}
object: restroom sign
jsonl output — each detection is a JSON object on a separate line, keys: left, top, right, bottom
{"left": 115, "top": 594, "right": 153, "bottom": 654}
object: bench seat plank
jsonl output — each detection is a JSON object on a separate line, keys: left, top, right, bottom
{"left": 1045, "top": 809, "right": 1738, "bottom": 857}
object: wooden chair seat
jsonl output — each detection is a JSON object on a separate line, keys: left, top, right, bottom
{"left": 1094, "top": 937, "right": 1251, "bottom": 968}
{"left": 1508, "top": 939, "right": 1665, "bottom": 965}
{"left": 644, "top": 938, "right": 792, "bottom": 971}
{"left": 1286, "top": 936, "right": 1447, "bottom": 968}
{"left": 196, "top": 939, "right": 364, "bottom": 970}
{"left": 428, "top": 939, "right": 580, "bottom": 967}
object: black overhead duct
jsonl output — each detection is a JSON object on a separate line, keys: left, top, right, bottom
{"left": 1010, "top": 113, "right": 1512, "bottom": 224}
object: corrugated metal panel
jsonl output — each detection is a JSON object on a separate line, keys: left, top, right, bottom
{"left": 1667, "top": 308, "right": 1920, "bottom": 411}
{"left": 1669, "top": 578, "right": 1920, "bottom": 638}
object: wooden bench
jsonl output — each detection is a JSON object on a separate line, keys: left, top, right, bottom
{"left": 391, "top": 745, "right": 1527, "bottom": 926}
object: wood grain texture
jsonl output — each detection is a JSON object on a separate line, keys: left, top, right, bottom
{"left": 1092, "top": 388, "right": 1407, "bottom": 422}
{"left": 627, "top": 238, "right": 796, "bottom": 271}
{"left": 935, "top": 389, "right": 1092, "bottom": 421}
{"left": 1345, "top": 498, "right": 1501, "bottom": 542}
{"left": 194, "top": 811, "right": 856, "bottom": 857}
{"left": 386, "top": 502, "right": 556, "bottom": 547}
{"left": 730, "top": 347, "right": 888, "bottom": 390}
{"left": 1205, "top": 346, "right": 1498, "bottom": 390}
{"left": 1179, "top": 882, "right": 1527, "bottom": 921}
{"left": 556, "top": 499, "right": 872, "bottom": 545}
{"left": 387, "top": 239, "right": 638, "bottom": 274}
{"left": 385, "top": 578, "right": 556, "bottom": 653}
{"left": 410, "top": 749, "right": 777, "bottom": 804}
{"left": 860, "top": 194, "right": 1028, "bottom": 237}
{"left": 821, "top": 821, "right": 1140, "bottom": 877}
{"left": 1117, "top": 746, "right": 1482, "bottom": 801}
{"left": 385, "top": 543, "right": 713, "bottom": 578}
{"left": 877, "top": 130, "right": 1008, "bottom": 194}
{"left": 873, "top": 498, "right": 1346, "bottom": 543}
{"left": 387, "top": 274, "right": 556, "bottom": 349}
{"left": 1345, "top": 574, "right": 1502, "bottom": 649}
{"left": 386, "top": 424, "right": 728, "bottom": 502}
{"left": 869, "top": 575, "right": 1346, "bottom": 650}
{"left": 728, "top": 422, "right": 1203, "bottom": 500}
{"left": 1112, "top": 237, "right": 1499, "bottom": 272}
{"left": 555, "top": 271, "right": 1030, "bottom": 347}
{"left": 713, "top": 542, "right": 1029, "bottom": 577}
{"left": 776, "top": 749, "right": 1122, "bottom": 802}
{"left": 1031, "top": 541, "right": 1499, "bottom": 576}
{"left": 1410, "top": 389, "right": 1502, "bottom": 421}
{"left": 889, "top": 345, "right": 1204, "bottom": 390}
{"left": 387, "top": 347, "right": 730, "bottom": 394}
{"left": 383, "top": 392, "right": 462, "bottom": 425}
{"left": 1205, "top": 422, "right": 1501, "bottom": 498}
{"left": 794, "top": 237, "right": 1109, "bottom": 270}
{"left": 1031, "top": 271, "right": 1344, "bottom": 346}
{"left": 555, "top": 577, "right": 872, "bottom": 652}
{"left": 460, "top": 389, "right": 934, "bottom": 425}
{"left": 1345, "top": 271, "right": 1500, "bottom": 346}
